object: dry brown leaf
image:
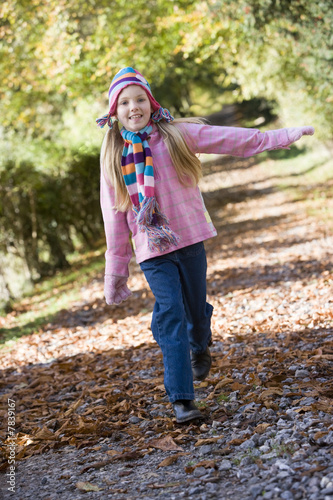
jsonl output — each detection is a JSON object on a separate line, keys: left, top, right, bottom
{"left": 231, "top": 382, "right": 246, "bottom": 391}
{"left": 254, "top": 423, "right": 271, "bottom": 434}
{"left": 103, "top": 479, "right": 118, "bottom": 486}
{"left": 311, "top": 354, "right": 333, "bottom": 360}
{"left": 259, "top": 387, "right": 284, "bottom": 399}
{"left": 64, "top": 399, "right": 83, "bottom": 417}
{"left": 194, "top": 459, "right": 217, "bottom": 469}
{"left": 294, "top": 406, "right": 313, "bottom": 413}
{"left": 148, "top": 435, "right": 183, "bottom": 452}
{"left": 157, "top": 454, "right": 181, "bottom": 468}
{"left": 312, "top": 400, "right": 333, "bottom": 414}
{"left": 198, "top": 381, "right": 210, "bottom": 388}
{"left": 33, "top": 427, "right": 56, "bottom": 440}
{"left": 228, "top": 437, "right": 248, "bottom": 446}
{"left": 214, "top": 378, "right": 234, "bottom": 390}
{"left": 313, "top": 431, "right": 329, "bottom": 440}
{"left": 112, "top": 400, "right": 131, "bottom": 412}
{"left": 146, "top": 482, "right": 182, "bottom": 489}
{"left": 28, "top": 375, "right": 54, "bottom": 388}
{"left": 195, "top": 436, "right": 223, "bottom": 447}
{"left": 301, "top": 465, "right": 328, "bottom": 476}
{"left": 79, "top": 450, "right": 144, "bottom": 474}
{"left": 106, "top": 449, "right": 120, "bottom": 456}
{"left": 264, "top": 401, "right": 279, "bottom": 410}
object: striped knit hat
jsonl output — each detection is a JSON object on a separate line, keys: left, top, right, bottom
{"left": 96, "top": 67, "right": 174, "bottom": 129}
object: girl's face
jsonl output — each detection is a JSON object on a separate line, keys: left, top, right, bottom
{"left": 116, "top": 85, "right": 152, "bottom": 132}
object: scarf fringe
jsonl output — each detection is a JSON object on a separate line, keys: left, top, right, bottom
{"left": 144, "top": 225, "right": 180, "bottom": 252}
{"left": 135, "top": 197, "right": 168, "bottom": 226}
{"left": 133, "top": 198, "right": 180, "bottom": 252}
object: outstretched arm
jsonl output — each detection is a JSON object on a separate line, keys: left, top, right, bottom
{"left": 179, "top": 123, "right": 314, "bottom": 157}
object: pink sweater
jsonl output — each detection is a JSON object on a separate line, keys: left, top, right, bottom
{"left": 100, "top": 123, "right": 293, "bottom": 276}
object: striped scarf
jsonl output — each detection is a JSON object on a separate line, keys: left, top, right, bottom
{"left": 120, "top": 125, "right": 180, "bottom": 252}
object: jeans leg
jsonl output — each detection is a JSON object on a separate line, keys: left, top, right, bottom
{"left": 140, "top": 256, "right": 195, "bottom": 403}
{"left": 177, "top": 243, "right": 213, "bottom": 354}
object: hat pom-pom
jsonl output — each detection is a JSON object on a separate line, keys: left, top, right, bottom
{"left": 151, "top": 107, "right": 174, "bottom": 124}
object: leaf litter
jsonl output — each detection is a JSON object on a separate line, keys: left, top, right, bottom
{"left": 0, "top": 154, "right": 333, "bottom": 499}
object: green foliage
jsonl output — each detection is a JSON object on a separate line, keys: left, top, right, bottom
{"left": 1, "top": 0, "right": 332, "bottom": 136}
{"left": 0, "top": 149, "right": 103, "bottom": 282}
{"left": 0, "top": 248, "right": 105, "bottom": 345}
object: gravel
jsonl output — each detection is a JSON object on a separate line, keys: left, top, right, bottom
{"left": 1, "top": 336, "right": 332, "bottom": 500}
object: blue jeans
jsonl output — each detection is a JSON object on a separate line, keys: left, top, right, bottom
{"left": 140, "top": 242, "right": 213, "bottom": 403}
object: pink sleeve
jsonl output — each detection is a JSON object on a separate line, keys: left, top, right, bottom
{"left": 100, "top": 168, "right": 132, "bottom": 276}
{"left": 179, "top": 123, "right": 292, "bottom": 157}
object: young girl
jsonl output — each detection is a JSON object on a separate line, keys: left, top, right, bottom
{"left": 97, "top": 67, "right": 314, "bottom": 423}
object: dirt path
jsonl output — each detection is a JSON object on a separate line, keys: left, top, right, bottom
{"left": 1, "top": 151, "right": 333, "bottom": 500}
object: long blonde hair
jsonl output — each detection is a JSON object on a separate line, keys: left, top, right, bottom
{"left": 101, "top": 118, "right": 205, "bottom": 212}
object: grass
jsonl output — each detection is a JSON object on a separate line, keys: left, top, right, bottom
{"left": 0, "top": 248, "right": 105, "bottom": 349}
{"left": 271, "top": 442, "right": 296, "bottom": 457}
{"left": 217, "top": 393, "right": 230, "bottom": 403}
{"left": 187, "top": 460, "right": 196, "bottom": 467}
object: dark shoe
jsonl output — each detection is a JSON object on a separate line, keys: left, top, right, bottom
{"left": 172, "top": 400, "right": 203, "bottom": 423}
{"left": 191, "top": 346, "right": 212, "bottom": 381}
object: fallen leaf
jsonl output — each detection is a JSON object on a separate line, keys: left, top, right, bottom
{"left": 313, "top": 431, "right": 328, "bottom": 440}
{"left": 79, "top": 450, "right": 144, "bottom": 474}
{"left": 195, "top": 436, "right": 223, "bottom": 447}
{"left": 231, "top": 382, "right": 246, "bottom": 391}
{"left": 259, "top": 387, "right": 284, "bottom": 399}
{"left": 214, "top": 378, "right": 234, "bottom": 390}
{"left": 106, "top": 449, "right": 120, "bottom": 456}
{"left": 146, "top": 482, "right": 182, "bottom": 489}
{"left": 198, "top": 381, "right": 210, "bottom": 388}
{"left": 294, "top": 406, "right": 313, "bottom": 413}
{"left": 76, "top": 481, "right": 102, "bottom": 492}
{"left": 157, "top": 455, "right": 179, "bottom": 467}
{"left": 301, "top": 465, "right": 328, "bottom": 475}
{"left": 64, "top": 398, "right": 83, "bottom": 416}
{"left": 311, "top": 354, "right": 333, "bottom": 360}
{"left": 33, "top": 427, "right": 56, "bottom": 440}
{"left": 254, "top": 423, "right": 271, "bottom": 434}
{"left": 228, "top": 437, "right": 248, "bottom": 446}
{"left": 194, "top": 459, "right": 217, "bottom": 469}
{"left": 148, "top": 435, "right": 183, "bottom": 451}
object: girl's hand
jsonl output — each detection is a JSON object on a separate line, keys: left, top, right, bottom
{"left": 287, "top": 126, "right": 315, "bottom": 143}
{"left": 104, "top": 275, "right": 132, "bottom": 305}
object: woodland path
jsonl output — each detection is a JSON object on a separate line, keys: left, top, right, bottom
{"left": 1, "top": 146, "right": 333, "bottom": 500}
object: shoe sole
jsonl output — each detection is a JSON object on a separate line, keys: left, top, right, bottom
{"left": 175, "top": 411, "right": 204, "bottom": 423}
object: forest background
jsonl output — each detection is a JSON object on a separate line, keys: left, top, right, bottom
{"left": 0, "top": 0, "right": 332, "bottom": 310}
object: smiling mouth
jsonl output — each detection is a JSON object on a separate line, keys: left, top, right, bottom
{"left": 130, "top": 115, "right": 142, "bottom": 119}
